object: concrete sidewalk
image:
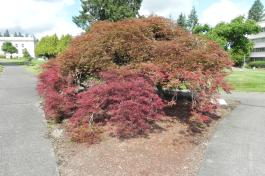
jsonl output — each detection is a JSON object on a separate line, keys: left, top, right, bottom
{"left": 199, "top": 92, "right": 265, "bottom": 176}
{"left": 0, "top": 66, "right": 58, "bottom": 176}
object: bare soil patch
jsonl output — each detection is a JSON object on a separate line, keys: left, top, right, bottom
{"left": 48, "top": 100, "right": 238, "bottom": 176}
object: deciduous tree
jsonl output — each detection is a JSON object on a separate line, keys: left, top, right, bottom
{"left": 1, "top": 42, "right": 18, "bottom": 58}
{"left": 196, "top": 16, "right": 261, "bottom": 66}
{"left": 38, "top": 17, "right": 233, "bottom": 142}
{"left": 193, "top": 24, "right": 211, "bottom": 34}
{"left": 35, "top": 34, "right": 59, "bottom": 58}
{"left": 57, "top": 34, "right": 72, "bottom": 53}
{"left": 36, "top": 34, "right": 72, "bottom": 59}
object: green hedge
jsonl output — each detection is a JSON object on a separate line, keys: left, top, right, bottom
{"left": 248, "top": 61, "right": 265, "bottom": 68}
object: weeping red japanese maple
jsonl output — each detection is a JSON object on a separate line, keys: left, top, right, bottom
{"left": 38, "top": 17, "right": 232, "bottom": 141}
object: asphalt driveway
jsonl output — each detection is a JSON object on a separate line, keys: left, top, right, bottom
{"left": 199, "top": 92, "right": 265, "bottom": 176}
{"left": 0, "top": 65, "right": 58, "bottom": 176}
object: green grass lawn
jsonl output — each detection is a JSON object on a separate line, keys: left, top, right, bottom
{"left": 24, "top": 59, "right": 46, "bottom": 75}
{"left": 0, "top": 58, "right": 46, "bottom": 75}
{"left": 226, "top": 68, "right": 265, "bottom": 92}
{"left": 0, "top": 58, "right": 29, "bottom": 65}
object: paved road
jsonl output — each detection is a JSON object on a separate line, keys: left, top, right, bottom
{"left": 199, "top": 92, "right": 265, "bottom": 176}
{"left": 0, "top": 65, "right": 58, "bottom": 176}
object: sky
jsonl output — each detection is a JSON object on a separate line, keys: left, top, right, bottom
{"left": 0, "top": 0, "right": 263, "bottom": 39}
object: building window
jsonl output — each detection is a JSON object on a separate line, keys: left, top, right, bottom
{"left": 22, "top": 44, "right": 24, "bottom": 48}
{"left": 15, "top": 44, "right": 18, "bottom": 47}
{"left": 250, "top": 57, "right": 265, "bottom": 62}
{"left": 252, "top": 38, "right": 265, "bottom": 43}
{"left": 253, "top": 47, "right": 265, "bottom": 52}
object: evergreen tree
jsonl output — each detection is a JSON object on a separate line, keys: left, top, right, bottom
{"left": 187, "top": 7, "right": 199, "bottom": 31}
{"left": 177, "top": 13, "right": 187, "bottom": 29}
{"left": 23, "top": 48, "right": 31, "bottom": 59}
{"left": 14, "top": 32, "right": 18, "bottom": 37}
{"left": 73, "top": 0, "right": 143, "bottom": 30}
{"left": 4, "top": 29, "right": 10, "bottom": 37}
{"left": 248, "top": 0, "right": 265, "bottom": 22}
{"left": 0, "top": 32, "right": 2, "bottom": 37}
{"left": 18, "top": 32, "right": 23, "bottom": 37}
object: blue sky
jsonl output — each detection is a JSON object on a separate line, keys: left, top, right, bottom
{"left": 0, "top": 0, "right": 263, "bottom": 38}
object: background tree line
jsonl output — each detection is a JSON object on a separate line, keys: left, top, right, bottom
{"left": 0, "top": 29, "right": 31, "bottom": 37}
{"left": 35, "top": 34, "right": 72, "bottom": 59}
{"left": 176, "top": 0, "right": 264, "bottom": 66}
{"left": 72, "top": 0, "right": 264, "bottom": 67}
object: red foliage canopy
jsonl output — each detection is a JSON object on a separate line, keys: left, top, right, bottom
{"left": 71, "top": 70, "right": 164, "bottom": 138}
{"left": 38, "top": 17, "right": 232, "bottom": 141}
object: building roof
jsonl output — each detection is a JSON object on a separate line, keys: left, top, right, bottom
{"left": 0, "top": 37, "right": 35, "bottom": 42}
{"left": 248, "top": 32, "right": 265, "bottom": 39}
{"left": 258, "top": 21, "right": 265, "bottom": 27}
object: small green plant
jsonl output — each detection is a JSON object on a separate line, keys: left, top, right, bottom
{"left": 248, "top": 61, "right": 265, "bottom": 68}
{"left": 23, "top": 49, "right": 32, "bottom": 61}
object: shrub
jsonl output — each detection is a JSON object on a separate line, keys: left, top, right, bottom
{"left": 58, "top": 16, "right": 231, "bottom": 112}
{"left": 56, "top": 17, "right": 231, "bottom": 82}
{"left": 248, "top": 61, "right": 265, "bottom": 68}
{"left": 37, "top": 62, "right": 77, "bottom": 122}
{"left": 70, "top": 69, "right": 165, "bottom": 138}
{"left": 38, "top": 17, "right": 232, "bottom": 142}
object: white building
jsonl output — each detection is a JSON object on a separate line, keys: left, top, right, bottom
{"left": 248, "top": 21, "right": 265, "bottom": 62}
{"left": 0, "top": 37, "right": 36, "bottom": 58}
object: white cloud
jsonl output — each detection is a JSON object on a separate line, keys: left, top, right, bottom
{"left": 140, "top": 0, "right": 195, "bottom": 19}
{"left": 200, "top": 0, "right": 248, "bottom": 26}
{"left": 0, "top": 0, "right": 82, "bottom": 38}
{"left": 35, "top": 19, "right": 82, "bottom": 38}
{"left": 0, "top": 0, "right": 251, "bottom": 38}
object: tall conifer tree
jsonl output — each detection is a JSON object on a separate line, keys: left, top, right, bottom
{"left": 73, "top": 0, "right": 143, "bottom": 30}
{"left": 248, "top": 0, "right": 265, "bottom": 22}
{"left": 177, "top": 13, "right": 187, "bottom": 29}
{"left": 187, "top": 7, "right": 199, "bottom": 31}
